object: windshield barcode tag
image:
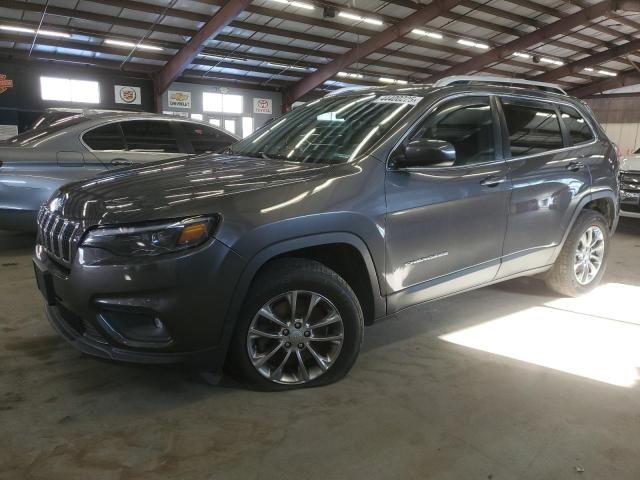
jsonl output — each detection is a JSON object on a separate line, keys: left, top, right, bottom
{"left": 373, "top": 95, "right": 422, "bottom": 105}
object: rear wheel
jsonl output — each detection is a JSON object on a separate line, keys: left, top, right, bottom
{"left": 545, "top": 210, "right": 609, "bottom": 297}
{"left": 229, "top": 258, "right": 364, "bottom": 391}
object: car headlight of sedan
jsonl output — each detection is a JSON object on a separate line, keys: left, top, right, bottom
{"left": 81, "top": 216, "right": 219, "bottom": 257}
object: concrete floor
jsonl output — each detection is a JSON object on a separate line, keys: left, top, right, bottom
{"left": 1, "top": 220, "right": 639, "bottom": 480}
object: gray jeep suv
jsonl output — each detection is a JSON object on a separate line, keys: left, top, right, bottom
{"left": 33, "top": 77, "right": 620, "bottom": 390}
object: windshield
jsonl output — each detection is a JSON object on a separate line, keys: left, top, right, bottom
{"left": 2, "top": 114, "right": 87, "bottom": 146}
{"left": 230, "top": 93, "right": 422, "bottom": 164}
{"left": 635, "top": 147, "right": 640, "bottom": 155}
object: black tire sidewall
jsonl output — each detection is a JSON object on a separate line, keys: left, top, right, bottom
{"left": 229, "top": 260, "right": 364, "bottom": 391}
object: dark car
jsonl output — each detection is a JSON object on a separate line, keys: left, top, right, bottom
{"left": 0, "top": 112, "right": 237, "bottom": 231}
{"left": 32, "top": 76, "right": 620, "bottom": 390}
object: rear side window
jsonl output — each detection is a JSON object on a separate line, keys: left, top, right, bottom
{"left": 83, "top": 123, "right": 125, "bottom": 151}
{"left": 121, "top": 120, "right": 180, "bottom": 153}
{"left": 501, "top": 100, "right": 563, "bottom": 157}
{"left": 179, "top": 122, "right": 236, "bottom": 154}
{"left": 560, "top": 105, "right": 594, "bottom": 145}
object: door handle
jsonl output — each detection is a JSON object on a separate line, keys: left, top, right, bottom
{"left": 111, "top": 158, "right": 133, "bottom": 166}
{"left": 566, "top": 161, "right": 585, "bottom": 172}
{"left": 480, "top": 175, "right": 507, "bottom": 187}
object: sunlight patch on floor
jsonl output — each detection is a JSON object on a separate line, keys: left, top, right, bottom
{"left": 440, "top": 284, "right": 640, "bottom": 387}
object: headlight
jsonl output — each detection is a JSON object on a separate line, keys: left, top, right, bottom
{"left": 81, "top": 216, "right": 219, "bottom": 257}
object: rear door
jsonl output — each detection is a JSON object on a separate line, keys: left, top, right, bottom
{"left": 497, "top": 96, "right": 592, "bottom": 278}
{"left": 385, "top": 95, "right": 511, "bottom": 309}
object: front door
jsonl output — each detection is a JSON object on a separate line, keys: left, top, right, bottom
{"left": 385, "top": 95, "right": 510, "bottom": 311}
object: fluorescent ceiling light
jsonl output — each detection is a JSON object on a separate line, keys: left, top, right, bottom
{"left": 379, "top": 77, "right": 408, "bottom": 85}
{"left": 540, "top": 57, "right": 563, "bottom": 66}
{"left": 457, "top": 39, "right": 489, "bottom": 49}
{"left": 598, "top": 70, "right": 617, "bottom": 76}
{"left": 39, "top": 29, "right": 71, "bottom": 38}
{"left": 105, "top": 39, "right": 163, "bottom": 51}
{"left": 337, "top": 71, "right": 363, "bottom": 79}
{"left": 338, "top": 11, "right": 383, "bottom": 26}
{"left": 512, "top": 52, "right": 530, "bottom": 58}
{"left": 0, "top": 25, "right": 34, "bottom": 34}
{"left": 267, "top": 62, "right": 309, "bottom": 71}
{"left": 584, "top": 67, "right": 594, "bottom": 72}
{"left": 198, "top": 53, "right": 246, "bottom": 62}
{"left": 411, "top": 29, "right": 443, "bottom": 39}
{"left": 270, "top": 0, "right": 314, "bottom": 9}
{"left": 0, "top": 25, "right": 70, "bottom": 38}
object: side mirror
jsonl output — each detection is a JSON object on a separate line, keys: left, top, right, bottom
{"left": 394, "top": 139, "right": 456, "bottom": 168}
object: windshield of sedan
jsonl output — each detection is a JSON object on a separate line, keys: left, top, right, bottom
{"left": 230, "top": 93, "right": 422, "bottom": 164}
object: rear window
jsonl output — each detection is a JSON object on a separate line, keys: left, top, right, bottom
{"left": 179, "top": 122, "right": 236, "bottom": 154}
{"left": 559, "top": 105, "right": 595, "bottom": 145}
{"left": 501, "top": 100, "right": 564, "bottom": 157}
{"left": 2, "top": 115, "right": 87, "bottom": 146}
{"left": 120, "top": 120, "right": 180, "bottom": 153}
{"left": 83, "top": 123, "right": 125, "bottom": 151}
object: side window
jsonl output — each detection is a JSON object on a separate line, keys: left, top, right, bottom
{"left": 410, "top": 96, "right": 495, "bottom": 167}
{"left": 501, "top": 100, "right": 564, "bottom": 157}
{"left": 121, "top": 120, "right": 180, "bottom": 153}
{"left": 180, "top": 122, "right": 236, "bottom": 154}
{"left": 83, "top": 123, "right": 125, "bottom": 151}
{"left": 559, "top": 105, "right": 595, "bottom": 145}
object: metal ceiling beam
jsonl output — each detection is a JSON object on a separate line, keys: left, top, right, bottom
{"left": 498, "top": 0, "right": 635, "bottom": 41}
{"left": 535, "top": 39, "right": 640, "bottom": 82}
{"left": 569, "top": 69, "right": 640, "bottom": 97}
{"left": 427, "top": 0, "right": 625, "bottom": 82}
{"left": 153, "top": 0, "right": 251, "bottom": 97}
{"left": 285, "top": 0, "right": 461, "bottom": 104}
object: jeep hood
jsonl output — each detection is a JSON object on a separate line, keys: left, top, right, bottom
{"left": 54, "top": 154, "right": 334, "bottom": 225}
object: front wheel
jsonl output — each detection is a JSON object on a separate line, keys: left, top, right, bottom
{"left": 228, "top": 258, "right": 364, "bottom": 391}
{"left": 545, "top": 209, "right": 610, "bottom": 297}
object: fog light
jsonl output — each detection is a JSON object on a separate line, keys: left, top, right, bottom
{"left": 97, "top": 310, "right": 173, "bottom": 347}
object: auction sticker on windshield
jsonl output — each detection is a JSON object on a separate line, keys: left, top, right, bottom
{"left": 373, "top": 95, "right": 422, "bottom": 105}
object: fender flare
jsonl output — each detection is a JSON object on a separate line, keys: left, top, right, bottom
{"left": 216, "top": 232, "right": 386, "bottom": 359}
{"left": 552, "top": 189, "right": 618, "bottom": 263}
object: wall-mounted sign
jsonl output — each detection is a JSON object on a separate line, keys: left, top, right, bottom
{"left": 253, "top": 97, "right": 273, "bottom": 114}
{"left": 0, "top": 74, "right": 14, "bottom": 95}
{"left": 115, "top": 85, "right": 141, "bottom": 105}
{"left": 168, "top": 90, "right": 191, "bottom": 109}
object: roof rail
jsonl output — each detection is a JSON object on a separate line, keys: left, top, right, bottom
{"left": 324, "top": 86, "right": 380, "bottom": 97}
{"left": 434, "top": 75, "right": 567, "bottom": 95}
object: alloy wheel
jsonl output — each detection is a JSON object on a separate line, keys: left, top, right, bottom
{"left": 574, "top": 225, "right": 605, "bottom": 285}
{"left": 246, "top": 290, "right": 345, "bottom": 385}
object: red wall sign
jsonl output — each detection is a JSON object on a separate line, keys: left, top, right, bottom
{"left": 0, "top": 74, "right": 14, "bottom": 95}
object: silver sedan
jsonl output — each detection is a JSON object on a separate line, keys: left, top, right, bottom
{"left": 0, "top": 112, "right": 237, "bottom": 231}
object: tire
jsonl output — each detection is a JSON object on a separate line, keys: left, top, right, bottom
{"left": 545, "top": 209, "right": 610, "bottom": 297}
{"left": 228, "top": 258, "right": 364, "bottom": 391}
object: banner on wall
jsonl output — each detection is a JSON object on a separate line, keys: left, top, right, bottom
{"left": 168, "top": 90, "right": 191, "bottom": 109}
{"left": 253, "top": 98, "right": 273, "bottom": 114}
{"left": 114, "top": 85, "right": 141, "bottom": 105}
